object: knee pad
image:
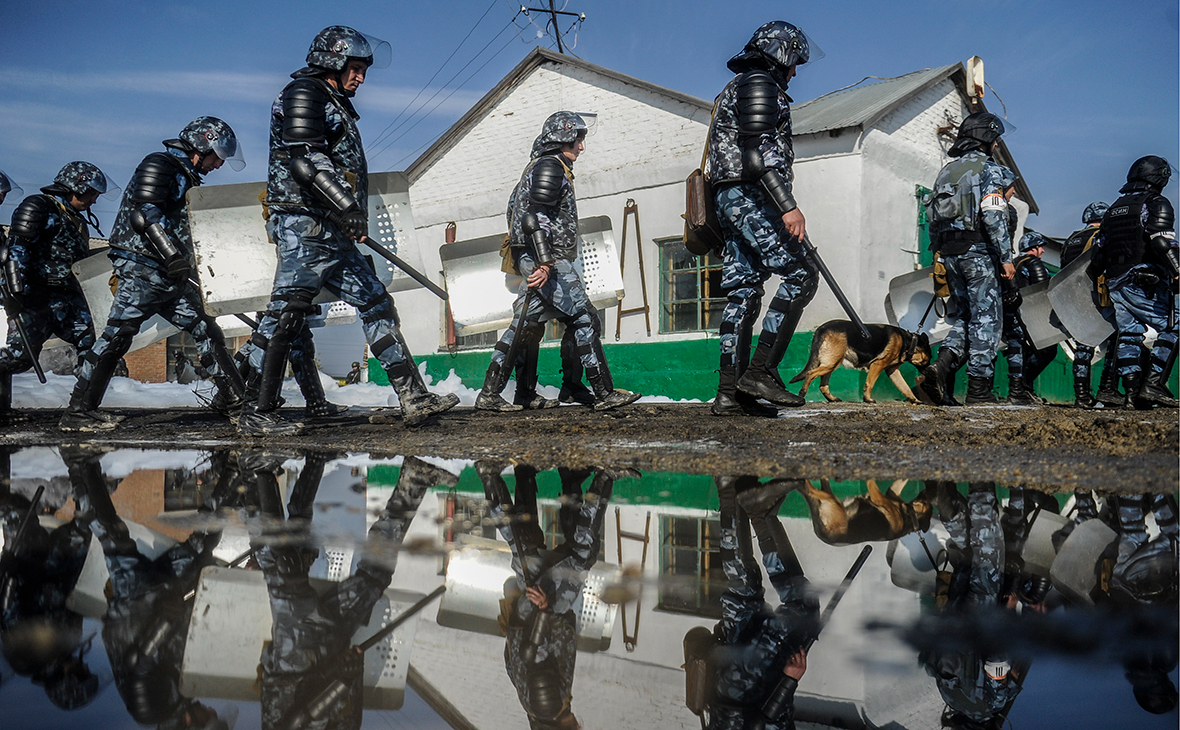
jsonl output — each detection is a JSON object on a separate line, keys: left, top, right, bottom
{"left": 796, "top": 273, "right": 819, "bottom": 306}
{"left": 106, "top": 320, "right": 141, "bottom": 355}
{"left": 276, "top": 293, "right": 315, "bottom": 337}
{"left": 359, "top": 294, "right": 397, "bottom": 326}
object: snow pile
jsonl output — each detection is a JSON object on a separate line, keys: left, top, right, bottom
{"left": 11, "top": 362, "right": 701, "bottom": 409}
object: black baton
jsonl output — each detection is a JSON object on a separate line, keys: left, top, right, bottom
{"left": 798, "top": 234, "right": 871, "bottom": 340}
{"left": 359, "top": 237, "right": 449, "bottom": 301}
{"left": 9, "top": 311, "right": 46, "bottom": 384}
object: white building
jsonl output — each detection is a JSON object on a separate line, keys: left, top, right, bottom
{"left": 380, "top": 48, "right": 1037, "bottom": 401}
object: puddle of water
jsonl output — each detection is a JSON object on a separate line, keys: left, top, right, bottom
{"left": 0, "top": 446, "right": 1174, "bottom": 729}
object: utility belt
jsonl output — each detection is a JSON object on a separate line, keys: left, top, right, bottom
{"left": 933, "top": 229, "right": 983, "bottom": 257}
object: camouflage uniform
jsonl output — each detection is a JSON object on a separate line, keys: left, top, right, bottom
{"left": 1, "top": 187, "right": 98, "bottom": 418}
{"left": 478, "top": 463, "right": 614, "bottom": 728}
{"left": 252, "top": 453, "right": 455, "bottom": 730}
{"left": 65, "top": 144, "right": 245, "bottom": 427}
{"left": 935, "top": 153, "right": 1015, "bottom": 380}
{"left": 707, "top": 477, "right": 819, "bottom": 730}
{"left": 1002, "top": 247, "right": 1056, "bottom": 397}
{"left": 709, "top": 54, "right": 818, "bottom": 409}
{"left": 1060, "top": 224, "right": 1115, "bottom": 392}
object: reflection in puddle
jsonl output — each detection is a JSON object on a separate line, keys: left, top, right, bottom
{"left": 0, "top": 447, "right": 1174, "bottom": 729}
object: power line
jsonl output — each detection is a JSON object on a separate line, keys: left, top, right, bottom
{"left": 369, "top": 0, "right": 501, "bottom": 151}
{"left": 387, "top": 31, "right": 522, "bottom": 171}
{"left": 369, "top": 16, "right": 518, "bottom": 162}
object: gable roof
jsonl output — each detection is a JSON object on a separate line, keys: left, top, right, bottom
{"left": 406, "top": 50, "right": 1036, "bottom": 212}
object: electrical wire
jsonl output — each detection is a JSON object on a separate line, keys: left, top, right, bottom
{"left": 386, "top": 30, "right": 522, "bottom": 171}
{"left": 368, "top": 0, "right": 501, "bottom": 152}
{"left": 369, "top": 16, "right": 518, "bottom": 162}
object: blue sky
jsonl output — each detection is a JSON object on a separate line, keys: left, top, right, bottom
{"left": 3, "top": 0, "right": 1177, "bottom": 237}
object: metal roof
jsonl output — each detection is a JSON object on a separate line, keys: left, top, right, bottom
{"left": 792, "top": 64, "right": 963, "bottom": 136}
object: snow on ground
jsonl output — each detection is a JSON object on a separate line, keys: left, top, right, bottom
{"left": 11, "top": 364, "right": 701, "bottom": 410}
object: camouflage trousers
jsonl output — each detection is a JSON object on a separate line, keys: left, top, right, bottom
{"left": 1107, "top": 270, "right": 1178, "bottom": 377}
{"left": 1002, "top": 310, "right": 1056, "bottom": 382}
{"left": 714, "top": 185, "right": 817, "bottom": 369}
{"left": 939, "top": 484, "right": 1004, "bottom": 609}
{"left": 1068, "top": 304, "right": 1115, "bottom": 380}
{"left": 0, "top": 286, "right": 94, "bottom": 374}
{"left": 246, "top": 214, "right": 412, "bottom": 375}
{"left": 942, "top": 252, "right": 1002, "bottom": 378}
{"left": 235, "top": 320, "right": 319, "bottom": 396}
{"left": 488, "top": 254, "right": 606, "bottom": 383}
{"left": 77, "top": 257, "right": 231, "bottom": 387}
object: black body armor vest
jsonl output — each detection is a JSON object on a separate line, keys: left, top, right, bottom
{"left": 1101, "top": 192, "right": 1150, "bottom": 280}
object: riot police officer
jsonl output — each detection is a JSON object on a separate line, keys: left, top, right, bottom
{"left": 708, "top": 21, "right": 822, "bottom": 416}
{"left": 239, "top": 26, "right": 459, "bottom": 435}
{"left": 918, "top": 113, "right": 1018, "bottom": 406}
{"left": 1003, "top": 231, "right": 1056, "bottom": 404}
{"left": 1, "top": 162, "right": 115, "bottom": 425}
{"left": 1087, "top": 156, "right": 1178, "bottom": 408}
{"left": 474, "top": 111, "right": 639, "bottom": 413}
{"left": 1060, "top": 202, "right": 1119, "bottom": 407}
{"left": 59, "top": 119, "right": 248, "bottom": 432}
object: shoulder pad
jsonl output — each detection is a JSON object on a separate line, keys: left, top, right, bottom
{"left": 9, "top": 194, "right": 56, "bottom": 240}
{"left": 736, "top": 71, "right": 779, "bottom": 138}
{"left": 1024, "top": 257, "right": 1049, "bottom": 285}
{"left": 282, "top": 78, "right": 329, "bottom": 143}
{"left": 129, "top": 153, "right": 180, "bottom": 206}
{"left": 1145, "top": 194, "right": 1175, "bottom": 233}
{"left": 528, "top": 156, "right": 567, "bottom": 208}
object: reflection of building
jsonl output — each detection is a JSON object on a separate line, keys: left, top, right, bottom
{"left": 387, "top": 48, "right": 1042, "bottom": 401}
{"left": 370, "top": 466, "right": 942, "bottom": 730}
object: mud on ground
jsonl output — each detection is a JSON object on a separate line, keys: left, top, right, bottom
{"left": 5, "top": 401, "right": 1176, "bottom": 492}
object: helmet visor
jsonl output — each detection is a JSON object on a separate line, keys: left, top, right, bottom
{"left": 0, "top": 170, "right": 23, "bottom": 199}
{"left": 573, "top": 112, "right": 597, "bottom": 137}
{"left": 796, "top": 28, "right": 824, "bottom": 65}
{"left": 212, "top": 136, "right": 246, "bottom": 171}
{"left": 91, "top": 171, "right": 122, "bottom": 201}
{"left": 361, "top": 32, "right": 391, "bottom": 69}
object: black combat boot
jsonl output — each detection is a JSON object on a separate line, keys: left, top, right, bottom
{"left": 586, "top": 360, "right": 640, "bottom": 412}
{"left": 293, "top": 348, "right": 348, "bottom": 419}
{"left": 512, "top": 342, "right": 559, "bottom": 410}
{"left": 712, "top": 366, "right": 779, "bottom": 417}
{"left": 557, "top": 326, "right": 595, "bottom": 405}
{"left": 916, "top": 347, "right": 962, "bottom": 406}
{"left": 965, "top": 374, "right": 999, "bottom": 404}
{"left": 1094, "top": 357, "right": 1123, "bottom": 407}
{"left": 475, "top": 361, "right": 523, "bottom": 412}
{"left": 1073, "top": 373, "right": 1096, "bottom": 408}
{"left": 1006, "top": 374, "right": 1035, "bottom": 405}
{"left": 237, "top": 335, "right": 305, "bottom": 436}
{"left": 386, "top": 360, "right": 459, "bottom": 426}
{"left": 1138, "top": 367, "right": 1178, "bottom": 408}
{"left": 737, "top": 333, "right": 803, "bottom": 406}
{"left": 1119, "top": 370, "right": 1151, "bottom": 410}
{"left": 59, "top": 350, "right": 126, "bottom": 432}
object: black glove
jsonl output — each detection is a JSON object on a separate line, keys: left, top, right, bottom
{"left": 336, "top": 206, "right": 368, "bottom": 240}
{"left": 164, "top": 254, "right": 191, "bottom": 282}
{"left": 2, "top": 290, "right": 24, "bottom": 316}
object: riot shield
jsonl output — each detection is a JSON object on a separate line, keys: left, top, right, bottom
{"left": 1018, "top": 278, "right": 1069, "bottom": 349}
{"left": 72, "top": 251, "right": 180, "bottom": 352}
{"left": 1046, "top": 248, "right": 1115, "bottom": 348}
{"left": 885, "top": 266, "right": 960, "bottom": 344}
{"left": 441, "top": 215, "right": 624, "bottom": 337}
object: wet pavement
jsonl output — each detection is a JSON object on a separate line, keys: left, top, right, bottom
{"left": 0, "top": 444, "right": 1175, "bottom": 729}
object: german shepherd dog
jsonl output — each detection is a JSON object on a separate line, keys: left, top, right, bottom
{"left": 794, "top": 478, "right": 932, "bottom": 546}
{"left": 790, "top": 320, "right": 931, "bottom": 404}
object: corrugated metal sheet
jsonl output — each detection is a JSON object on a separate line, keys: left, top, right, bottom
{"left": 793, "top": 64, "right": 960, "bottom": 136}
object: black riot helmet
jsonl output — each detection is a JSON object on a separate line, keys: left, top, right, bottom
{"left": 166, "top": 116, "right": 246, "bottom": 172}
{"left": 1120, "top": 155, "right": 1173, "bottom": 193}
{"left": 305, "top": 25, "right": 391, "bottom": 98}
{"left": 728, "top": 21, "right": 823, "bottom": 91}
{"left": 948, "top": 112, "right": 1007, "bottom": 158}
{"left": 1082, "top": 201, "right": 1109, "bottom": 225}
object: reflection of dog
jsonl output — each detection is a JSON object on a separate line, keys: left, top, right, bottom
{"left": 790, "top": 320, "right": 931, "bottom": 404}
{"left": 794, "top": 478, "right": 932, "bottom": 546}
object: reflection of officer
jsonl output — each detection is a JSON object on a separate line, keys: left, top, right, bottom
{"left": 63, "top": 445, "right": 228, "bottom": 727}
{"left": 1088, "top": 156, "right": 1178, "bottom": 409}
{"left": 0, "top": 480, "right": 99, "bottom": 710}
{"left": 251, "top": 453, "right": 455, "bottom": 729}
{"left": 61, "top": 118, "right": 248, "bottom": 432}
{"left": 241, "top": 26, "right": 458, "bottom": 435}
{"left": 477, "top": 462, "right": 617, "bottom": 730}
{"left": 700, "top": 477, "right": 819, "bottom": 729}
{"left": 1, "top": 162, "right": 113, "bottom": 425}
{"left": 1002, "top": 231, "right": 1056, "bottom": 404}
{"left": 708, "top": 22, "right": 822, "bottom": 415}
{"left": 919, "top": 114, "right": 1017, "bottom": 407}
{"left": 1060, "top": 202, "right": 1118, "bottom": 408}
{"left": 475, "top": 112, "right": 639, "bottom": 414}
{"left": 344, "top": 361, "right": 362, "bottom": 385}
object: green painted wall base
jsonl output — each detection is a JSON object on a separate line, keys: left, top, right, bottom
{"left": 367, "top": 335, "right": 1179, "bottom": 404}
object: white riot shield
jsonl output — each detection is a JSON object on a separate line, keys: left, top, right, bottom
{"left": 180, "top": 566, "right": 423, "bottom": 709}
{"left": 72, "top": 251, "right": 180, "bottom": 352}
{"left": 437, "top": 540, "right": 618, "bottom": 653}
{"left": 1049, "top": 519, "right": 1117, "bottom": 606}
{"left": 885, "top": 267, "right": 959, "bottom": 344}
{"left": 886, "top": 519, "right": 950, "bottom": 596}
{"left": 1018, "top": 279, "right": 1069, "bottom": 349}
{"left": 1047, "top": 248, "right": 1116, "bottom": 348}
{"left": 187, "top": 171, "right": 426, "bottom": 316}
{"left": 440, "top": 215, "right": 624, "bottom": 337}
{"left": 1020, "top": 510, "right": 1069, "bottom": 578}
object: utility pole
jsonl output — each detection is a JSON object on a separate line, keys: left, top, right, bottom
{"left": 521, "top": 1, "right": 584, "bottom": 54}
